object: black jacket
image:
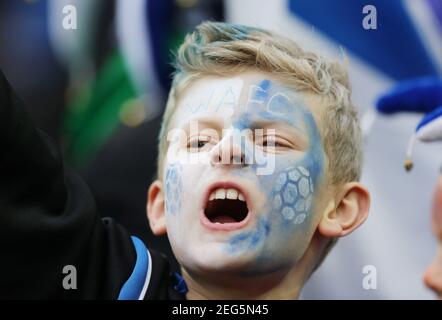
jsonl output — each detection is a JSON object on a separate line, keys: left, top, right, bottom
{"left": 0, "top": 71, "right": 185, "bottom": 299}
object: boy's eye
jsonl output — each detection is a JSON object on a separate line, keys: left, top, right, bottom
{"left": 258, "top": 136, "right": 289, "bottom": 150}
{"left": 187, "top": 137, "right": 210, "bottom": 151}
{"left": 196, "top": 140, "right": 207, "bottom": 148}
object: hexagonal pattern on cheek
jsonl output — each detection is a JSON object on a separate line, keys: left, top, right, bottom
{"left": 272, "top": 166, "right": 314, "bottom": 224}
{"left": 164, "top": 164, "right": 183, "bottom": 215}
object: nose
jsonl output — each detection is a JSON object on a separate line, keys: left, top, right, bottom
{"left": 423, "top": 247, "right": 442, "bottom": 298}
{"left": 210, "top": 131, "right": 246, "bottom": 168}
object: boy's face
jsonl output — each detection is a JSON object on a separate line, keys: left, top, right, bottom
{"left": 160, "top": 71, "right": 326, "bottom": 276}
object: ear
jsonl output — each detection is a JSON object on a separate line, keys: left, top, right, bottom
{"left": 147, "top": 180, "right": 167, "bottom": 236}
{"left": 318, "top": 182, "right": 370, "bottom": 237}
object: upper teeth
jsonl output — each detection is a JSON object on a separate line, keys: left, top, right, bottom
{"left": 209, "top": 188, "right": 245, "bottom": 201}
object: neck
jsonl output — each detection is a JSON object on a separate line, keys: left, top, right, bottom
{"left": 183, "top": 263, "right": 311, "bottom": 300}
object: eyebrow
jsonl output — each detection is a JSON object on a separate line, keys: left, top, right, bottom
{"left": 256, "top": 110, "right": 304, "bottom": 127}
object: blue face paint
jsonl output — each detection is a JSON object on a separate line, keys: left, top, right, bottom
{"left": 267, "top": 93, "right": 295, "bottom": 114}
{"left": 227, "top": 216, "right": 271, "bottom": 254}
{"left": 226, "top": 79, "right": 325, "bottom": 274}
{"left": 256, "top": 110, "right": 304, "bottom": 132}
{"left": 232, "top": 113, "right": 252, "bottom": 132}
{"left": 254, "top": 80, "right": 270, "bottom": 100}
{"left": 164, "top": 164, "right": 183, "bottom": 215}
{"left": 273, "top": 165, "right": 314, "bottom": 224}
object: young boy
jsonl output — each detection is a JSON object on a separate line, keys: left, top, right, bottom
{"left": 0, "top": 22, "right": 370, "bottom": 299}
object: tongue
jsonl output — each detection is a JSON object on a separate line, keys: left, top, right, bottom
{"left": 211, "top": 214, "right": 237, "bottom": 224}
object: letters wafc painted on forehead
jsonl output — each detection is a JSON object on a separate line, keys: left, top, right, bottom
{"left": 179, "top": 77, "right": 244, "bottom": 120}
{"left": 175, "top": 76, "right": 310, "bottom": 137}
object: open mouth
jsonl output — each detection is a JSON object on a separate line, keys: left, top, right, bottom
{"left": 201, "top": 184, "right": 252, "bottom": 230}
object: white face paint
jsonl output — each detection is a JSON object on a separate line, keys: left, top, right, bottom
{"left": 163, "top": 71, "right": 325, "bottom": 277}
{"left": 180, "top": 77, "right": 243, "bottom": 118}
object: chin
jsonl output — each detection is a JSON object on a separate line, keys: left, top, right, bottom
{"left": 179, "top": 244, "right": 258, "bottom": 275}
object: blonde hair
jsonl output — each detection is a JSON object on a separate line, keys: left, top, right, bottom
{"left": 157, "top": 21, "right": 362, "bottom": 186}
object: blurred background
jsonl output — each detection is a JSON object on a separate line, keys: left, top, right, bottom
{"left": 1, "top": 0, "right": 440, "bottom": 299}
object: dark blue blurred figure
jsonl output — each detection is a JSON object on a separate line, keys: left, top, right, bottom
{"left": 0, "top": 1, "right": 67, "bottom": 139}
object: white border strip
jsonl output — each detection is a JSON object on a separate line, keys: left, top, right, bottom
{"left": 137, "top": 248, "right": 152, "bottom": 300}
